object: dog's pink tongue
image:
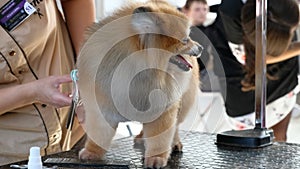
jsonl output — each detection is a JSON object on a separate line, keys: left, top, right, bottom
{"left": 177, "top": 55, "right": 193, "bottom": 68}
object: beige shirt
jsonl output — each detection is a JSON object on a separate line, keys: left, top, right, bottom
{"left": 0, "top": 0, "right": 84, "bottom": 165}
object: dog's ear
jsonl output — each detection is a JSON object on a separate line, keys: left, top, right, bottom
{"left": 131, "top": 6, "right": 160, "bottom": 34}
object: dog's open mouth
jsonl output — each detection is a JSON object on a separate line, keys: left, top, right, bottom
{"left": 169, "top": 55, "right": 193, "bottom": 71}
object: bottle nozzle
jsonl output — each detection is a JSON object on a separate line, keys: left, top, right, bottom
{"left": 27, "top": 147, "right": 42, "bottom": 169}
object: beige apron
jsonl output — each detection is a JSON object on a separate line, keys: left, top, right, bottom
{"left": 0, "top": 0, "right": 84, "bottom": 165}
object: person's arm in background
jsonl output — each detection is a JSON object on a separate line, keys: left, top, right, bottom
{"left": 267, "top": 42, "right": 300, "bottom": 64}
{"left": 61, "top": 0, "right": 96, "bottom": 55}
{"left": 0, "top": 76, "right": 72, "bottom": 115}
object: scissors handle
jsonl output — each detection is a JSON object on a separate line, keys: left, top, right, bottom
{"left": 66, "top": 69, "right": 79, "bottom": 130}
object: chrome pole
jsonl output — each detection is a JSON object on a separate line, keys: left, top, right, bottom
{"left": 216, "top": 0, "right": 273, "bottom": 148}
{"left": 255, "top": 0, "right": 267, "bottom": 129}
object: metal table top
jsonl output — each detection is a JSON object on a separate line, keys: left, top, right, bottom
{"left": 2, "top": 131, "right": 300, "bottom": 168}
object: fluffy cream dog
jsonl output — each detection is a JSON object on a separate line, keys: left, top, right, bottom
{"left": 77, "top": 1, "right": 202, "bottom": 168}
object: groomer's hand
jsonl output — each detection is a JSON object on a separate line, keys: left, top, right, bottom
{"left": 32, "top": 75, "right": 72, "bottom": 108}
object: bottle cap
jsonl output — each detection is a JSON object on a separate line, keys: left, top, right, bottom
{"left": 27, "top": 147, "right": 42, "bottom": 169}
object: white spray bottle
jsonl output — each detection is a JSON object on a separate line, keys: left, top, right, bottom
{"left": 27, "top": 147, "right": 42, "bottom": 169}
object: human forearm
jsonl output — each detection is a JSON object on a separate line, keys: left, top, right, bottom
{"left": 0, "top": 76, "right": 73, "bottom": 115}
{"left": 0, "top": 83, "right": 35, "bottom": 115}
{"left": 61, "top": 0, "right": 96, "bottom": 55}
{"left": 267, "top": 42, "right": 300, "bottom": 64}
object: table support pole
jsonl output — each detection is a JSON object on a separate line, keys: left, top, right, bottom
{"left": 255, "top": 0, "right": 267, "bottom": 129}
{"left": 216, "top": 0, "right": 274, "bottom": 148}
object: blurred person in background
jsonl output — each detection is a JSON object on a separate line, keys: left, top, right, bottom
{"left": 183, "top": 0, "right": 220, "bottom": 91}
{"left": 183, "top": 0, "right": 300, "bottom": 141}
{"left": 183, "top": 0, "right": 209, "bottom": 26}
{"left": 217, "top": 0, "right": 300, "bottom": 141}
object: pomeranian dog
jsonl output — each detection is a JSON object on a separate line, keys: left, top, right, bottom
{"left": 77, "top": 0, "right": 202, "bottom": 168}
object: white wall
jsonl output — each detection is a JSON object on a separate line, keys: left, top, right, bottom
{"left": 95, "top": 0, "right": 222, "bottom": 20}
{"left": 95, "top": 0, "right": 145, "bottom": 19}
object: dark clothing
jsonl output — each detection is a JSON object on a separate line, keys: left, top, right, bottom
{"left": 190, "top": 20, "right": 222, "bottom": 92}
{"left": 219, "top": 0, "right": 244, "bottom": 44}
{"left": 190, "top": 25, "right": 210, "bottom": 71}
{"left": 205, "top": 1, "right": 298, "bottom": 117}
{"left": 189, "top": 5, "right": 221, "bottom": 72}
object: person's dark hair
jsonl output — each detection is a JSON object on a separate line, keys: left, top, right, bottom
{"left": 241, "top": 0, "right": 299, "bottom": 91}
{"left": 183, "top": 0, "right": 207, "bottom": 10}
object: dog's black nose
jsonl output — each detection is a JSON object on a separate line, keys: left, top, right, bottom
{"left": 191, "top": 43, "right": 203, "bottom": 58}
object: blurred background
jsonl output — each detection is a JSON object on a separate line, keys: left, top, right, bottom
{"left": 94, "top": 0, "right": 221, "bottom": 19}
{"left": 87, "top": 0, "right": 300, "bottom": 144}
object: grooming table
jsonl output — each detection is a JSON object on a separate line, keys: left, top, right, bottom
{"left": 2, "top": 131, "right": 300, "bottom": 168}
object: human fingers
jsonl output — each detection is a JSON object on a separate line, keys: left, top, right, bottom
{"left": 52, "top": 92, "right": 72, "bottom": 108}
{"left": 55, "top": 75, "right": 72, "bottom": 85}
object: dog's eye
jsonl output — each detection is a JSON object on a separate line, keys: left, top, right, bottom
{"left": 181, "top": 38, "right": 189, "bottom": 45}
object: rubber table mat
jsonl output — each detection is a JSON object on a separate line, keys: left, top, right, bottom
{"left": 2, "top": 131, "right": 300, "bottom": 168}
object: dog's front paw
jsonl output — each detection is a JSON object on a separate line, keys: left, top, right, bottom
{"left": 79, "top": 148, "right": 104, "bottom": 160}
{"left": 144, "top": 156, "right": 168, "bottom": 168}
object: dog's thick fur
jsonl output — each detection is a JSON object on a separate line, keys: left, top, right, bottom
{"left": 77, "top": 1, "right": 201, "bottom": 168}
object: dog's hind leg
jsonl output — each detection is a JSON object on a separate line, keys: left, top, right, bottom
{"left": 142, "top": 103, "right": 179, "bottom": 168}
